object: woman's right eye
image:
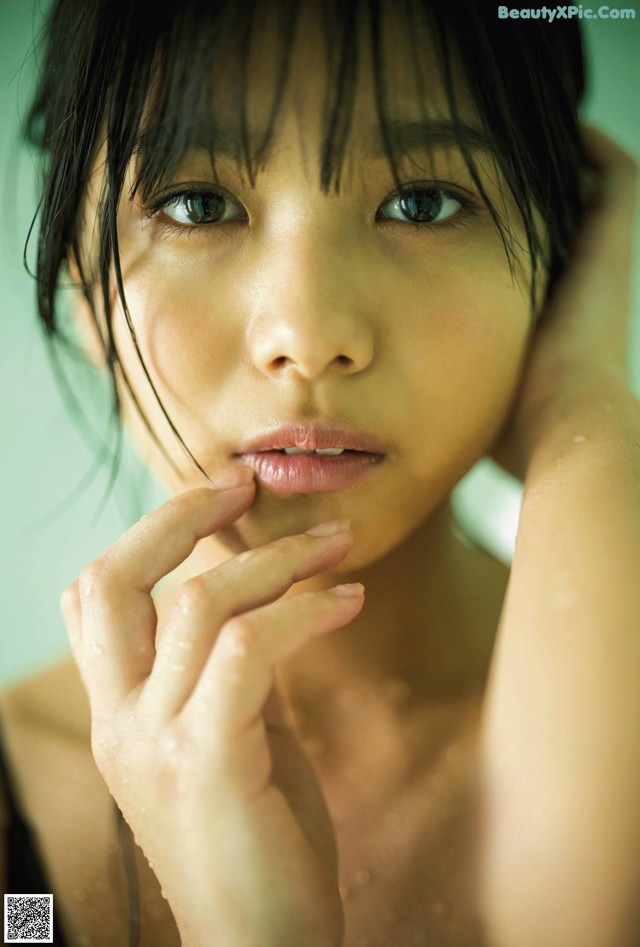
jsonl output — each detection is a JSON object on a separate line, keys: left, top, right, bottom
{"left": 151, "top": 189, "right": 247, "bottom": 227}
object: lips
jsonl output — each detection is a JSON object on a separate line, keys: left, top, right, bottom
{"left": 236, "top": 423, "right": 386, "bottom": 455}
{"left": 234, "top": 424, "right": 387, "bottom": 494}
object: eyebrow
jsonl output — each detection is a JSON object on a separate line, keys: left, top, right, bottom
{"left": 137, "top": 116, "right": 493, "bottom": 164}
{"left": 363, "top": 118, "right": 494, "bottom": 158}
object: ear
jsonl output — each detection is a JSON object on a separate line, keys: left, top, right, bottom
{"left": 66, "top": 253, "right": 107, "bottom": 369}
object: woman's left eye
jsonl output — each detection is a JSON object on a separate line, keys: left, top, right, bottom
{"left": 148, "top": 189, "right": 247, "bottom": 227}
{"left": 377, "top": 186, "right": 471, "bottom": 227}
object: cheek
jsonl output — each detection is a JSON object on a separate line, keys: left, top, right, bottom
{"left": 113, "top": 268, "right": 240, "bottom": 413}
{"left": 108, "top": 259, "right": 243, "bottom": 490}
{"left": 395, "top": 266, "right": 532, "bottom": 463}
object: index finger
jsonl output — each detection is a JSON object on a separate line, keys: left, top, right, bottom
{"left": 77, "top": 473, "right": 256, "bottom": 712}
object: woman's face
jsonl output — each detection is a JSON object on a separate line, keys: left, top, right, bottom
{"left": 84, "top": 5, "right": 541, "bottom": 570}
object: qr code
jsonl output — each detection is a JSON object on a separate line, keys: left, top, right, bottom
{"left": 3, "top": 894, "right": 53, "bottom": 943}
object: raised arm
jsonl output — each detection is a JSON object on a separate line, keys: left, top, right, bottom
{"left": 478, "top": 128, "right": 640, "bottom": 947}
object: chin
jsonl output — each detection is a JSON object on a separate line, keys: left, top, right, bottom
{"left": 213, "top": 489, "right": 441, "bottom": 574}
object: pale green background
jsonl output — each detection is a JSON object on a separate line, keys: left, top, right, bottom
{"left": 1, "top": 1, "right": 639, "bottom": 686}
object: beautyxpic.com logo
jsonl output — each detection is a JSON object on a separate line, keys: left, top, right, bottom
{"left": 498, "top": 5, "right": 636, "bottom": 19}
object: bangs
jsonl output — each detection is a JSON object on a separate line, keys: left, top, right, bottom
{"left": 121, "top": 3, "right": 511, "bottom": 214}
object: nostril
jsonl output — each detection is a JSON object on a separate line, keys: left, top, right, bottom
{"left": 271, "top": 356, "right": 290, "bottom": 368}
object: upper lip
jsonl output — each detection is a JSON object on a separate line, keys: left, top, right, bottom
{"left": 236, "top": 423, "right": 387, "bottom": 454}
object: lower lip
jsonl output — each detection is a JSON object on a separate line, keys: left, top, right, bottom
{"left": 238, "top": 451, "right": 385, "bottom": 494}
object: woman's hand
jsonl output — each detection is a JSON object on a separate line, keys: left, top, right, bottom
{"left": 490, "top": 125, "right": 638, "bottom": 480}
{"left": 60, "top": 470, "right": 363, "bottom": 947}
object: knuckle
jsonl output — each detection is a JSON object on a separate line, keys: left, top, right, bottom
{"left": 151, "top": 731, "right": 195, "bottom": 784}
{"left": 220, "top": 617, "right": 254, "bottom": 656}
{"left": 174, "top": 576, "right": 211, "bottom": 613}
{"left": 78, "top": 560, "right": 111, "bottom": 596}
{"left": 172, "top": 487, "right": 217, "bottom": 516}
{"left": 59, "top": 581, "right": 80, "bottom": 616}
{"left": 273, "top": 534, "right": 300, "bottom": 557}
{"left": 267, "top": 536, "right": 300, "bottom": 569}
{"left": 233, "top": 547, "right": 258, "bottom": 568}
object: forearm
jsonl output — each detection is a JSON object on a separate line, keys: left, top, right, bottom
{"left": 479, "top": 375, "right": 640, "bottom": 947}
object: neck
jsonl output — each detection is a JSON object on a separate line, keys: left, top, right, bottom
{"left": 278, "top": 501, "right": 503, "bottom": 737}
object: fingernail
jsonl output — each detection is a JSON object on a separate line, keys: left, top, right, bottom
{"left": 306, "top": 520, "right": 351, "bottom": 537}
{"left": 209, "top": 465, "right": 255, "bottom": 490}
{"left": 329, "top": 583, "right": 364, "bottom": 597}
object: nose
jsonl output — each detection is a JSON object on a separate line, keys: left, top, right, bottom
{"left": 246, "top": 233, "right": 375, "bottom": 381}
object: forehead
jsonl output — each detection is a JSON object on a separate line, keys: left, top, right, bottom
{"left": 138, "top": 0, "right": 485, "bottom": 176}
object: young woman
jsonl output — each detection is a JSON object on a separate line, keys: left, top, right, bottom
{"left": 1, "top": 1, "right": 638, "bottom": 945}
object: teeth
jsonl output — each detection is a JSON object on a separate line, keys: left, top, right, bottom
{"left": 282, "top": 447, "right": 345, "bottom": 456}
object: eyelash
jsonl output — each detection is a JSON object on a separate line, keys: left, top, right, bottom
{"left": 142, "top": 181, "right": 481, "bottom": 238}
{"left": 378, "top": 184, "right": 479, "bottom": 234}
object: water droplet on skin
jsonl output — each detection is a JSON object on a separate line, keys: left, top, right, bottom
{"left": 140, "top": 806, "right": 147, "bottom": 814}
{"left": 109, "top": 736, "right": 119, "bottom": 748}
{"left": 122, "top": 777, "right": 128, "bottom": 785}
{"left": 339, "top": 884, "right": 351, "bottom": 901}
{"left": 177, "top": 639, "right": 193, "bottom": 651}
{"left": 354, "top": 868, "right": 372, "bottom": 886}
{"left": 92, "top": 641, "right": 104, "bottom": 656}
{"left": 170, "top": 662, "right": 186, "bottom": 673}
{"left": 136, "top": 642, "right": 148, "bottom": 654}
{"left": 573, "top": 434, "right": 588, "bottom": 444}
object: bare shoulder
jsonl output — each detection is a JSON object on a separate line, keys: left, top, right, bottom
{"left": 1, "top": 660, "right": 91, "bottom": 738}
{"left": 0, "top": 662, "right": 117, "bottom": 940}
{"left": 0, "top": 724, "right": 6, "bottom": 896}
{"left": 0, "top": 661, "right": 178, "bottom": 946}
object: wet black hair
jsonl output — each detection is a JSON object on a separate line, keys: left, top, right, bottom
{"left": 24, "top": 0, "right": 588, "bottom": 516}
